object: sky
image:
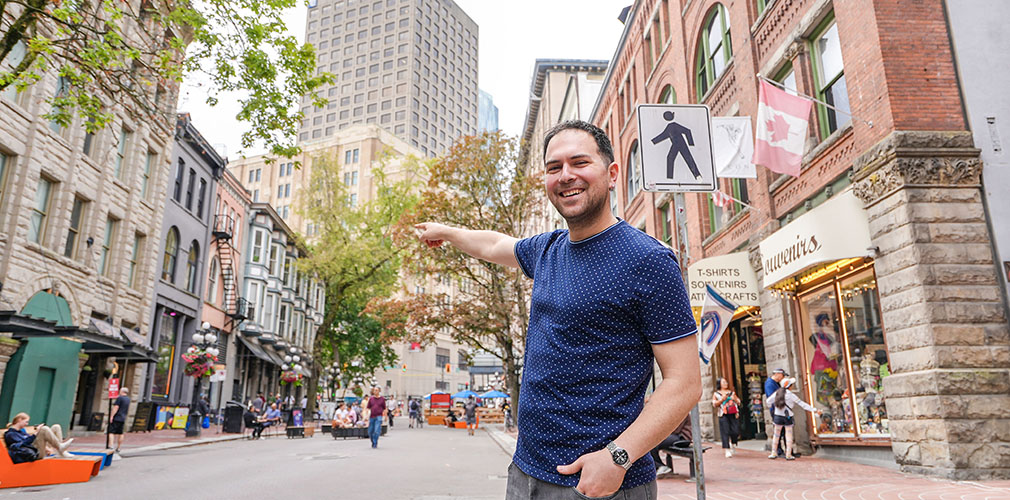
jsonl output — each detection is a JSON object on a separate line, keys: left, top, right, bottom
{"left": 179, "top": 0, "right": 632, "bottom": 160}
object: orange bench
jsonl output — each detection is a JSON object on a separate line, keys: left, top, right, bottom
{"left": 1, "top": 431, "right": 102, "bottom": 489}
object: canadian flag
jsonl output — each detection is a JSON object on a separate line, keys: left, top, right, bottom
{"left": 712, "top": 190, "right": 733, "bottom": 209}
{"left": 753, "top": 79, "right": 813, "bottom": 177}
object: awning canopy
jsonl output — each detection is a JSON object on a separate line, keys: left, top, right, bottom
{"left": 21, "top": 290, "right": 73, "bottom": 327}
{"left": 236, "top": 334, "right": 272, "bottom": 363}
{"left": 265, "top": 349, "right": 287, "bottom": 368}
{"left": 759, "top": 190, "right": 873, "bottom": 288}
{"left": 0, "top": 311, "right": 155, "bottom": 362}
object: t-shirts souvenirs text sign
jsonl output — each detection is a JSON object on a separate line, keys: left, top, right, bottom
{"left": 687, "top": 251, "right": 760, "bottom": 307}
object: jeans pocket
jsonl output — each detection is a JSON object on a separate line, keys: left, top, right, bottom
{"left": 570, "top": 487, "right": 622, "bottom": 500}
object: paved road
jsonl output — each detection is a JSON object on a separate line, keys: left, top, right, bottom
{"left": 3, "top": 425, "right": 511, "bottom": 500}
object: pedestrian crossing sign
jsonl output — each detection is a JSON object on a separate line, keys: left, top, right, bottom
{"left": 636, "top": 104, "right": 717, "bottom": 192}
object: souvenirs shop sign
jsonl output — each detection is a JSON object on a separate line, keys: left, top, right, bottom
{"left": 759, "top": 190, "right": 873, "bottom": 287}
{"left": 687, "top": 251, "right": 760, "bottom": 307}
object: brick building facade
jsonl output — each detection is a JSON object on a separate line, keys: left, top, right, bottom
{"left": 591, "top": 0, "right": 1009, "bottom": 478}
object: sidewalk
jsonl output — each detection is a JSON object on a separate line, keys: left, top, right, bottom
{"left": 483, "top": 427, "right": 1010, "bottom": 499}
{"left": 66, "top": 425, "right": 246, "bottom": 457}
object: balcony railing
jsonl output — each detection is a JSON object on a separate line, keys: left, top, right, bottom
{"left": 213, "top": 214, "right": 235, "bottom": 240}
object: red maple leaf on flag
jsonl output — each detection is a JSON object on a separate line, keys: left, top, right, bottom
{"left": 766, "top": 113, "right": 791, "bottom": 143}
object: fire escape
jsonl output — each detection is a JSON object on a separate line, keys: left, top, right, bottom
{"left": 212, "top": 214, "right": 248, "bottom": 331}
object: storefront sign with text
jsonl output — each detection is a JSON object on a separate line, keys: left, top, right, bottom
{"left": 688, "top": 251, "right": 760, "bottom": 307}
{"left": 759, "top": 190, "right": 873, "bottom": 287}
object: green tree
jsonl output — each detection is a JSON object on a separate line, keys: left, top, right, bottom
{"left": 296, "top": 148, "right": 424, "bottom": 412}
{"left": 0, "top": 0, "right": 330, "bottom": 157}
{"left": 373, "top": 131, "right": 543, "bottom": 406}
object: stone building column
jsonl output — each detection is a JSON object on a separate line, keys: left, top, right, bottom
{"left": 852, "top": 131, "right": 1010, "bottom": 479}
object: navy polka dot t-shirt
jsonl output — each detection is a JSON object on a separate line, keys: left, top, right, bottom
{"left": 512, "top": 220, "right": 697, "bottom": 489}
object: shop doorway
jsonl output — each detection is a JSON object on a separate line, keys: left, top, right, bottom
{"left": 719, "top": 315, "right": 766, "bottom": 440}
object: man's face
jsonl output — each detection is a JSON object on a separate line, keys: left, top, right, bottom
{"left": 544, "top": 130, "right": 617, "bottom": 227}
{"left": 271, "top": 403, "right": 278, "bottom": 410}
{"left": 371, "top": 387, "right": 380, "bottom": 397}
{"left": 772, "top": 373, "right": 784, "bottom": 382}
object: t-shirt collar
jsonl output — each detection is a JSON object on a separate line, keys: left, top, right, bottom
{"left": 568, "top": 219, "right": 625, "bottom": 246}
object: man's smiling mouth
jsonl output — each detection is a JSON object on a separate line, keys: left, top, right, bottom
{"left": 560, "top": 189, "right": 584, "bottom": 198}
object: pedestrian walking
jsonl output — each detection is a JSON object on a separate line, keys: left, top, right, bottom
{"left": 251, "top": 392, "right": 265, "bottom": 415}
{"left": 712, "top": 378, "right": 740, "bottom": 457}
{"left": 408, "top": 398, "right": 421, "bottom": 428}
{"left": 765, "top": 368, "right": 787, "bottom": 456}
{"left": 365, "top": 387, "right": 387, "bottom": 448}
{"left": 464, "top": 396, "right": 478, "bottom": 436}
{"left": 416, "top": 120, "right": 700, "bottom": 499}
{"left": 107, "top": 387, "right": 130, "bottom": 457}
{"left": 766, "top": 378, "right": 820, "bottom": 460}
{"left": 387, "top": 398, "right": 396, "bottom": 428}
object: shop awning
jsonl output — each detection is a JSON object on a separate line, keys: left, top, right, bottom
{"left": 687, "top": 251, "right": 760, "bottom": 307}
{"left": 21, "top": 290, "right": 73, "bottom": 327}
{"left": 236, "top": 334, "right": 272, "bottom": 363}
{"left": 758, "top": 190, "right": 873, "bottom": 288}
{"left": 0, "top": 311, "right": 156, "bottom": 362}
{"left": 265, "top": 349, "right": 287, "bottom": 368}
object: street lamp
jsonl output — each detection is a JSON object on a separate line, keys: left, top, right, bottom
{"left": 185, "top": 321, "right": 217, "bottom": 437}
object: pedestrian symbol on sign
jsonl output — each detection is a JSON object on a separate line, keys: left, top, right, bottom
{"left": 651, "top": 111, "right": 702, "bottom": 180}
{"left": 637, "top": 104, "right": 717, "bottom": 192}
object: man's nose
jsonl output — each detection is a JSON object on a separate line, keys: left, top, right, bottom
{"left": 559, "top": 163, "right": 577, "bottom": 182}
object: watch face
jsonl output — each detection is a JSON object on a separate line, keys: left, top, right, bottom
{"left": 613, "top": 448, "right": 629, "bottom": 465}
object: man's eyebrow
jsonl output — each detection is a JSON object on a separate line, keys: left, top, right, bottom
{"left": 545, "top": 153, "right": 593, "bottom": 165}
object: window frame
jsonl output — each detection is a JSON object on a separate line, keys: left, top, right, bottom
{"left": 694, "top": 3, "right": 733, "bottom": 99}
{"left": 808, "top": 13, "right": 850, "bottom": 138}
{"left": 625, "top": 141, "right": 642, "bottom": 206}
{"left": 29, "top": 176, "right": 53, "bottom": 244}
{"left": 129, "top": 233, "right": 143, "bottom": 289}
{"left": 99, "top": 216, "right": 117, "bottom": 277}
{"left": 185, "top": 241, "right": 200, "bottom": 294}
{"left": 162, "top": 226, "right": 180, "bottom": 282}
{"left": 141, "top": 151, "right": 154, "bottom": 198}
{"left": 64, "top": 196, "right": 86, "bottom": 258}
{"left": 207, "top": 256, "right": 219, "bottom": 304}
{"left": 114, "top": 127, "right": 131, "bottom": 180}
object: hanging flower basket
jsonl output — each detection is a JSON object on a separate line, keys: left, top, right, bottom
{"left": 280, "top": 370, "right": 303, "bottom": 387}
{"left": 182, "top": 348, "right": 217, "bottom": 378}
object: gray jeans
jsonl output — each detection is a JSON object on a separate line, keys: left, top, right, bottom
{"left": 505, "top": 462, "right": 656, "bottom": 500}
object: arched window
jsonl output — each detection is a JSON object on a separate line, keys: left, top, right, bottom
{"left": 695, "top": 4, "right": 732, "bottom": 98}
{"left": 207, "top": 256, "right": 219, "bottom": 305}
{"left": 162, "top": 227, "right": 179, "bottom": 282}
{"left": 659, "top": 85, "right": 676, "bottom": 104}
{"left": 185, "top": 241, "right": 200, "bottom": 294}
{"left": 626, "top": 141, "right": 642, "bottom": 204}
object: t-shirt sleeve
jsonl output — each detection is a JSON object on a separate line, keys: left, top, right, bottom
{"left": 513, "top": 231, "right": 557, "bottom": 279}
{"left": 635, "top": 247, "right": 698, "bottom": 344}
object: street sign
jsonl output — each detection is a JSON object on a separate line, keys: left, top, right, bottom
{"left": 108, "top": 377, "right": 120, "bottom": 399}
{"left": 637, "top": 104, "right": 717, "bottom": 192}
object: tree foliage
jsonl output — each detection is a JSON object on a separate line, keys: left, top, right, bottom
{"left": 371, "top": 131, "right": 543, "bottom": 405}
{"left": 0, "top": 0, "right": 330, "bottom": 156}
{"left": 296, "top": 148, "right": 424, "bottom": 409}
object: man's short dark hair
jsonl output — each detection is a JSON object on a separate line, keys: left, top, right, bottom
{"left": 542, "top": 120, "right": 615, "bottom": 166}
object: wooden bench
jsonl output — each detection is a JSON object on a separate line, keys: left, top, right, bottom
{"left": 1, "top": 432, "right": 102, "bottom": 489}
{"left": 65, "top": 449, "right": 114, "bottom": 470}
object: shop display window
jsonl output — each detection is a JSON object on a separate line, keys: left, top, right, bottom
{"left": 840, "top": 270, "right": 888, "bottom": 436}
{"left": 797, "top": 265, "right": 888, "bottom": 441}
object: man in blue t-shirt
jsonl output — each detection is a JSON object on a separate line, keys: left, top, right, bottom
{"left": 416, "top": 120, "right": 701, "bottom": 499}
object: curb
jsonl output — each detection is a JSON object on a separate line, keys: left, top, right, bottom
{"left": 485, "top": 424, "right": 516, "bottom": 457}
{"left": 118, "top": 434, "right": 246, "bottom": 457}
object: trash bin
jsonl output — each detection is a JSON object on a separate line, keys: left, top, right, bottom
{"left": 223, "top": 401, "right": 244, "bottom": 433}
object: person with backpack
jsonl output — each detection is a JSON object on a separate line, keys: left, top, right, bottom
{"left": 765, "top": 377, "right": 821, "bottom": 460}
{"left": 408, "top": 398, "right": 421, "bottom": 428}
{"left": 712, "top": 377, "right": 741, "bottom": 457}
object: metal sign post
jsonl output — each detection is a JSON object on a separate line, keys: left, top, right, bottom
{"left": 637, "top": 104, "right": 717, "bottom": 193}
{"left": 690, "top": 404, "right": 706, "bottom": 499}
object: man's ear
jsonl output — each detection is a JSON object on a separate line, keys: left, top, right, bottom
{"left": 608, "top": 161, "right": 620, "bottom": 190}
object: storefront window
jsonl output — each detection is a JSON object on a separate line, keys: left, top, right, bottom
{"left": 839, "top": 270, "right": 888, "bottom": 436}
{"left": 798, "top": 285, "right": 851, "bottom": 436}
{"left": 151, "top": 312, "right": 177, "bottom": 399}
{"left": 797, "top": 264, "right": 888, "bottom": 440}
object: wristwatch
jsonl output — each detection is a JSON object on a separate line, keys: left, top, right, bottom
{"left": 606, "top": 441, "right": 632, "bottom": 471}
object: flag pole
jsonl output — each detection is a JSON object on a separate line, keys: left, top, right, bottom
{"left": 712, "top": 190, "right": 761, "bottom": 212}
{"left": 756, "top": 74, "right": 873, "bottom": 128}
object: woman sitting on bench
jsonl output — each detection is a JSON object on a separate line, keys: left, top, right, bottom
{"left": 4, "top": 413, "right": 74, "bottom": 463}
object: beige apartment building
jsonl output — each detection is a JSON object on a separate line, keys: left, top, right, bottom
{"left": 228, "top": 124, "right": 472, "bottom": 399}
{"left": 520, "top": 59, "right": 609, "bottom": 236}
{"left": 300, "top": 0, "right": 479, "bottom": 156}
